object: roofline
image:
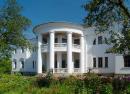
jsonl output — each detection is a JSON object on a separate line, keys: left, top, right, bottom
{"left": 33, "top": 21, "right": 84, "bottom": 33}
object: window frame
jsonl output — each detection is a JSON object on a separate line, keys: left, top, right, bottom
{"left": 93, "top": 58, "right": 96, "bottom": 68}
{"left": 98, "top": 36, "right": 103, "bottom": 44}
{"left": 21, "top": 61, "right": 24, "bottom": 69}
{"left": 33, "top": 60, "right": 36, "bottom": 69}
{"left": 93, "top": 38, "right": 96, "bottom": 45}
{"left": 21, "top": 47, "right": 24, "bottom": 53}
{"left": 13, "top": 60, "right": 17, "bottom": 69}
{"left": 124, "top": 55, "right": 130, "bottom": 67}
{"left": 105, "top": 57, "right": 108, "bottom": 68}
{"left": 98, "top": 57, "right": 103, "bottom": 68}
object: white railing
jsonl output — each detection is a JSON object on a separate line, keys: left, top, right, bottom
{"left": 54, "top": 43, "right": 67, "bottom": 47}
{"left": 73, "top": 44, "right": 80, "bottom": 49}
{"left": 41, "top": 43, "right": 80, "bottom": 51}
{"left": 54, "top": 68, "right": 68, "bottom": 73}
{"left": 41, "top": 44, "right": 48, "bottom": 49}
{"left": 74, "top": 68, "right": 80, "bottom": 73}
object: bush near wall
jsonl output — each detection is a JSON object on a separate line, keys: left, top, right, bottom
{"left": 0, "top": 58, "right": 11, "bottom": 74}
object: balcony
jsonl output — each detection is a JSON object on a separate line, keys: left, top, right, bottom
{"left": 41, "top": 43, "right": 81, "bottom": 52}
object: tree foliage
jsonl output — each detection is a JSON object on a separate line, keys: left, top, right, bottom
{"left": 83, "top": 0, "right": 130, "bottom": 55}
{"left": 0, "top": 0, "right": 31, "bottom": 59}
{"left": 0, "top": 57, "right": 11, "bottom": 74}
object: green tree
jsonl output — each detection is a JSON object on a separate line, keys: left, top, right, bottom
{"left": 0, "top": 0, "right": 31, "bottom": 60}
{"left": 0, "top": 57, "right": 11, "bottom": 74}
{"left": 83, "top": 0, "right": 130, "bottom": 55}
{"left": 0, "top": 0, "right": 31, "bottom": 73}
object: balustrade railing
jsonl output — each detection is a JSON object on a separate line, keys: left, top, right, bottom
{"left": 73, "top": 44, "right": 80, "bottom": 49}
{"left": 41, "top": 43, "right": 80, "bottom": 50}
{"left": 54, "top": 43, "right": 67, "bottom": 47}
{"left": 54, "top": 68, "right": 68, "bottom": 73}
{"left": 74, "top": 68, "right": 80, "bottom": 73}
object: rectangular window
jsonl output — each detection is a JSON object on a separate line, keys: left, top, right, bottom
{"left": 124, "top": 55, "right": 130, "bottom": 67}
{"left": 33, "top": 61, "right": 36, "bottom": 69}
{"left": 62, "top": 38, "right": 67, "bottom": 43}
{"left": 14, "top": 61, "right": 17, "bottom": 69}
{"left": 21, "top": 61, "right": 24, "bottom": 69}
{"left": 14, "top": 49, "right": 17, "bottom": 54}
{"left": 105, "top": 57, "right": 108, "bottom": 68}
{"left": 93, "top": 58, "right": 96, "bottom": 68}
{"left": 93, "top": 39, "right": 96, "bottom": 45}
{"left": 98, "top": 57, "right": 103, "bottom": 68}
{"left": 21, "top": 47, "right": 24, "bottom": 53}
{"left": 98, "top": 36, "right": 102, "bottom": 44}
{"left": 42, "top": 38, "right": 47, "bottom": 44}
{"left": 74, "top": 39, "right": 80, "bottom": 45}
{"left": 33, "top": 61, "right": 35, "bottom": 69}
{"left": 55, "top": 38, "right": 58, "bottom": 43}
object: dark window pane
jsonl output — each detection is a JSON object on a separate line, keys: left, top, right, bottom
{"left": 74, "top": 59, "right": 80, "bottom": 68}
{"left": 21, "top": 61, "right": 24, "bottom": 69}
{"left": 105, "top": 57, "right": 108, "bottom": 68}
{"left": 33, "top": 61, "right": 35, "bottom": 69}
{"left": 21, "top": 47, "right": 24, "bottom": 53}
{"left": 62, "top": 38, "right": 67, "bottom": 43}
{"left": 74, "top": 39, "right": 80, "bottom": 45}
{"left": 93, "top": 39, "right": 96, "bottom": 45}
{"left": 93, "top": 58, "right": 96, "bottom": 68}
{"left": 98, "top": 57, "right": 102, "bottom": 68}
{"left": 124, "top": 55, "right": 130, "bottom": 67}
{"left": 14, "top": 62, "right": 17, "bottom": 69}
{"left": 55, "top": 38, "right": 58, "bottom": 43}
{"left": 98, "top": 36, "right": 102, "bottom": 44}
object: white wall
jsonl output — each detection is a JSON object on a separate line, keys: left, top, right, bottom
{"left": 84, "top": 27, "right": 115, "bottom": 73}
{"left": 115, "top": 55, "right": 130, "bottom": 74}
{"left": 12, "top": 39, "right": 37, "bottom": 73}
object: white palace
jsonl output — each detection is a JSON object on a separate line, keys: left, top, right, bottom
{"left": 11, "top": 22, "right": 130, "bottom": 75}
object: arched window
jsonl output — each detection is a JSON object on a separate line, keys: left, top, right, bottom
{"left": 98, "top": 36, "right": 103, "bottom": 44}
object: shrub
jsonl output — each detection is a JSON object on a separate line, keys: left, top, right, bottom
{"left": 100, "top": 84, "right": 113, "bottom": 94}
{"left": 83, "top": 73, "right": 102, "bottom": 93}
{"left": 0, "top": 74, "right": 32, "bottom": 93}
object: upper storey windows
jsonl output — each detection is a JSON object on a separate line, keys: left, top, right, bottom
{"left": 98, "top": 36, "right": 103, "bottom": 44}
{"left": 13, "top": 47, "right": 25, "bottom": 54}
{"left": 93, "top": 36, "right": 107, "bottom": 45}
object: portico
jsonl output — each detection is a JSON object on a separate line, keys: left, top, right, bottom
{"left": 36, "top": 27, "right": 85, "bottom": 74}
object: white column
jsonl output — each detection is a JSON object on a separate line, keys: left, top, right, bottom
{"left": 80, "top": 35, "right": 85, "bottom": 73}
{"left": 37, "top": 34, "right": 42, "bottom": 74}
{"left": 67, "top": 32, "right": 73, "bottom": 73}
{"left": 57, "top": 35, "right": 62, "bottom": 68}
{"left": 57, "top": 52, "right": 62, "bottom": 68}
{"left": 49, "top": 32, "right": 55, "bottom": 73}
